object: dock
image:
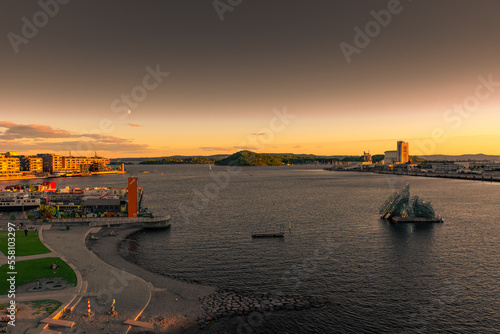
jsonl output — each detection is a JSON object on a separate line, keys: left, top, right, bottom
{"left": 252, "top": 233, "right": 284, "bottom": 238}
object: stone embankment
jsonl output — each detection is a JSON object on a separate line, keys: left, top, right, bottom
{"left": 197, "top": 290, "right": 328, "bottom": 326}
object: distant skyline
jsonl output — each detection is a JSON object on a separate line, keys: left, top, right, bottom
{"left": 2, "top": 1, "right": 500, "bottom": 158}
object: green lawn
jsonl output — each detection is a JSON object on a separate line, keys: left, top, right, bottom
{"left": 0, "top": 257, "right": 77, "bottom": 295}
{"left": 0, "top": 230, "right": 51, "bottom": 256}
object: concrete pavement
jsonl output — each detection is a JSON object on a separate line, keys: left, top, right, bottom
{"left": 39, "top": 226, "right": 152, "bottom": 333}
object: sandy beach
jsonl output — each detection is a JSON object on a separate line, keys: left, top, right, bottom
{"left": 86, "top": 227, "right": 216, "bottom": 333}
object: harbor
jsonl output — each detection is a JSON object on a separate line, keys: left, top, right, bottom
{"left": 0, "top": 177, "right": 170, "bottom": 229}
{"left": 0, "top": 152, "right": 126, "bottom": 182}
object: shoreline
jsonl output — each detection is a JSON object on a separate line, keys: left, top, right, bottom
{"left": 86, "top": 226, "right": 216, "bottom": 333}
{"left": 325, "top": 168, "right": 500, "bottom": 182}
{"left": 0, "top": 170, "right": 126, "bottom": 182}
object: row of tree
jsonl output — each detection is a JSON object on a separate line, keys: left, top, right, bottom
{"left": 140, "top": 157, "right": 218, "bottom": 165}
{"left": 139, "top": 151, "right": 407, "bottom": 166}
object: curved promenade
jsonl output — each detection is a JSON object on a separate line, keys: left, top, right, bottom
{"left": 21, "top": 224, "right": 216, "bottom": 333}
{"left": 39, "top": 225, "right": 151, "bottom": 333}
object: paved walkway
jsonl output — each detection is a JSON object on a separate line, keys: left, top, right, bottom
{"left": 39, "top": 226, "right": 152, "bottom": 333}
{"left": 0, "top": 252, "right": 56, "bottom": 266}
{"left": 1, "top": 225, "right": 152, "bottom": 333}
{"left": 0, "top": 225, "right": 77, "bottom": 333}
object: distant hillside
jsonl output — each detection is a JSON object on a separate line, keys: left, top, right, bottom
{"left": 215, "top": 151, "right": 384, "bottom": 166}
{"left": 418, "top": 154, "right": 500, "bottom": 162}
{"left": 112, "top": 151, "right": 387, "bottom": 165}
{"left": 216, "top": 151, "right": 283, "bottom": 166}
{"left": 111, "top": 154, "right": 229, "bottom": 163}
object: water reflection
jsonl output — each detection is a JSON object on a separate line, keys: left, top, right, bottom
{"left": 381, "top": 218, "right": 436, "bottom": 237}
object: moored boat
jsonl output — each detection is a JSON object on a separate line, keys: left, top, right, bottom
{"left": 0, "top": 192, "right": 41, "bottom": 212}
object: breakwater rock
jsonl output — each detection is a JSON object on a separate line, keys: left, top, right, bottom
{"left": 197, "top": 290, "right": 328, "bottom": 326}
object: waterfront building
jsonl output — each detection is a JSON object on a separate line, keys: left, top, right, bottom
{"left": 20, "top": 156, "right": 43, "bottom": 172}
{"left": 432, "top": 163, "right": 460, "bottom": 172}
{"left": 65, "top": 156, "right": 110, "bottom": 172}
{"left": 384, "top": 141, "right": 410, "bottom": 165}
{"left": 469, "top": 162, "right": 500, "bottom": 171}
{"left": 384, "top": 150, "right": 398, "bottom": 165}
{"left": 38, "top": 153, "right": 110, "bottom": 173}
{"left": 397, "top": 141, "right": 409, "bottom": 163}
{"left": 0, "top": 153, "right": 21, "bottom": 176}
{"left": 38, "top": 154, "right": 64, "bottom": 173}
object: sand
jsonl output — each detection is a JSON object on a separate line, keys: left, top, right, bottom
{"left": 87, "top": 227, "right": 216, "bottom": 333}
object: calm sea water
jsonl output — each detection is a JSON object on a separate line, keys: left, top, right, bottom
{"left": 4, "top": 165, "right": 499, "bottom": 333}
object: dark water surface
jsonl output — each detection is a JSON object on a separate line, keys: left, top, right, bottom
{"left": 5, "top": 165, "right": 499, "bottom": 333}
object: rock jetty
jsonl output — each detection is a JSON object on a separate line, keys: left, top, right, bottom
{"left": 197, "top": 290, "right": 328, "bottom": 326}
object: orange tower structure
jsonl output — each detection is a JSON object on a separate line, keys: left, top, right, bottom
{"left": 128, "top": 177, "right": 138, "bottom": 218}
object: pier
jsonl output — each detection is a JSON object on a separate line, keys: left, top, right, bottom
{"left": 1, "top": 215, "right": 171, "bottom": 229}
{"left": 326, "top": 168, "right": 500, "bottom": 183}
{"left": 252, "top": 232, "right": 284, "bottom": 238}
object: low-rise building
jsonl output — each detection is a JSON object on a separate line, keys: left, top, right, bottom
{"left": 469, "top": 162, "right": 500, "bottom": 171}
{"left": 38, "top": 153, "right": 110, "bottom": 173}
{"left": 0, "top": 153, "right": 21, "bottom": 176}
{"left": 20, "top": 156, "right": 43, "bottom": 172}
{"left": 432, "top": 163, "right": 459, "bottom": 172}
{"left": 39, "top": 154, "right": 64, "bottom": 174}
{"left": 384, "top": 150, "right": 398, "bottom": 165}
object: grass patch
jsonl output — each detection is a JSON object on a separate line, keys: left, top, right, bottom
{"left": 0, "top": 257, "right": 76, "bottom": 295}
{"left": 28, "top": 299, "right": 62, "bottom": 315}
{"left": 0, "top": 299, "right": 62, "bottom": 316}
{"left": 0, "top": 230, "right": 50, "bottom": 257}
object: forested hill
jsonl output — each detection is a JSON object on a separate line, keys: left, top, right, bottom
{"left": 215, "top": 151, "right": 282, "bottom": 166}
{"left": 215, "top": 150, "right": 384, "bottom": 166}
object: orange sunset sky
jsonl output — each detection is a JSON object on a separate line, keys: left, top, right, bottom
{"left": 2, "top": 1, "right": 500, "bottom": 158}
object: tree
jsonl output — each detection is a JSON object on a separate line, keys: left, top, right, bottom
{"left": 40, "top": 205, "right": 56, "bottom": 219}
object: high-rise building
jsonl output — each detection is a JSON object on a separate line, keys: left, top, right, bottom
{"left": 397, "top": 141, "right": 409, "bottom": 163}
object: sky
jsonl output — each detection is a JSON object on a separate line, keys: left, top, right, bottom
{"left": 1, "top": 0, "right": 500, "bottom": 158}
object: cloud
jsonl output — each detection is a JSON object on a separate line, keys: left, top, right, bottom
{"left": 0, "top": 121, "right": 149, "bottom": 154}
{"left": 233, "top": 146, "right": 257, "bottom": 150}
{"left": 199, "top": 146, "right": 232, "bottom": 151}
{"left": 127, "top": 123, "right": 142, "bottom": 127}
{"left": 0, "top": 121, "right": 77, "bottom": 140}
{"left": 293, "top": 145, "right": 302, "bottom": 148}
{"left": 251, "top": 132, "right": 266, "bottom": 136}
{"left": 199, "top": 146, "right": 258, "bottom": 151}
{"left": 0, "top": 121, "right": 129, "bottom": 143}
